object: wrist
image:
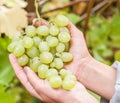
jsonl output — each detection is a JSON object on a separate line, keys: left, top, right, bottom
{"left": 76, "top": 57, "right": 116, "bottom": 100}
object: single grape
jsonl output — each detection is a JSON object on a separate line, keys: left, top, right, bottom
{"left": 64, "top": 74, "right": 76, "bottom": 82}
{"left": 59, "top": 69, "right": 68, "bottom": 79}
{"left": 38, "top": 64, "right": 49, "bottom": 79}
{"left": 54, "top": 58, "right": 63, "bottom": 70}
{"left": 46, "top": 68, "right": 58, "bottom": 80}
{"left": 29, "top": 57, "right": 41, "bottom": 72}
{"left": 55, "top": 53, "right": 61, "bottom": 57}
{"left": 40, "top": 52, "right": 53, "bottom": 64}
{"left": 18, "top": 54, "right": 29, "bottom": 66}
{"left": 60, "top": 27, "right": 70, "bottom": 33}
{"left": 49, "top": 25, "right": 59, "bottom": 36}
{"left": 25, "top": 25, "right": 36, "bottom": 37}
{"left": 7, "top": 41, "right": 17, "bottom": 52}
{"left": 46, "top": 35, "right": 52, "bottom": 41}
{"left": 61, "top": 52, "right": 73, "bottom": 62}
{"left": 49, "top": 75, "right": 62, "bottom": 88}
{"left": 47, "top": 37, "right": 58, "bottom": 47}
{"left": 13, "top": 44, "right": 25, "bottom": 57}
{"left": 23, "top": 36, "right": 34, "bottom": 49}
{"left": 55, "top": 15, "right": 69, "bottom": 27}
{"left": 33, "top": 36, "right": 41, "bottom": 47}
{"left": 56, "top": 43, "right": 65, "bottom": 53}
{"left": 58, "top": 32, "right": 71, "bottom": 43}
{"left": 50, "top": 62, "right": 56, "bottom": 68}
{"left": 37, "top": 25, "right": 49, "bottom": 36}
{"left": 39, "top": 41, "right": 50, "bottom": 52}
{"left": 26, "top": 47, "right": 39, "bottom": 58}
{"left": 62, "top": 79, "right": 76, "bottom": 90}
{"left": 12, "top": 32, "right": 22, "bottom": 41}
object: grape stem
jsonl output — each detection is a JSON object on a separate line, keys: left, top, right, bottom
{"left": 35, "top": 0, "right": 41, "bottom": 20}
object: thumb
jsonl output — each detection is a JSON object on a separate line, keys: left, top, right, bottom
{"left": 67, "top": 22, "right": 84, "bottom": 39}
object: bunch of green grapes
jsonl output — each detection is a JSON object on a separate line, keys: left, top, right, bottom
{"left": 8, "top": 15, "right": 76, "bottom": 90}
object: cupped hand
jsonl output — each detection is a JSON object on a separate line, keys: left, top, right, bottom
{"left": 64, "top": 22, "right": 92, "bottom": 75}
{"left": 9, "top": 54, "right": 98, "bottom": 103}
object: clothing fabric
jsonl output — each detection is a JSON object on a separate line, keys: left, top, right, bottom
{"left": 101, "top": 61, "right": 120, "bottom": 103}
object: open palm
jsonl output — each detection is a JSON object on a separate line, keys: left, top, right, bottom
{"left": 9, "top": 54, "right": 97, "bottom": 103}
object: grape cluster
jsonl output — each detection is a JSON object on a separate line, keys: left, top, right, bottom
{"left": 8, "top": 15, "right": 76, "bottom": 90}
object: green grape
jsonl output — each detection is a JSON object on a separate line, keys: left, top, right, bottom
{"left": 47, "top": 37, "right": 58, "bottom": 47}
{"left": 13, "top": 44, "right": 25, "bottom": 57}
{"left": 26, "top": 47, "right": 39, "bottom": 58}
{"left": 59, "top": 69, "right": 68, "bottom": 79}
{"left": 64, "top": 42, "right": 70, "bottom": 52}
{"left": 64, "top": 74, "right": 76, "bottom": 82}
{"left": 7, "top": 41, "right": 17, "bottom": 52}
{"left": 39, "top": 41, "right": 50, "bottom": 52}
{"left": 55, "top": 53, "right": 61, "bottom": 57}
{"left": 40, "top": 52, "right": 53, "bottom": 64}
{"left": 46, "top": 68, "right": 58, "bottom": 80}
{"left": 62, "top": 79, "right": 76, "bottom": 90}
{"left": 50, "top": 62, "right": 56, "bottom": 68}
{"left": 23, "top": 36, "right": 34, "bottom": 49}
{"left": 12, "top": 32, "right": 22, "bottom": 41}
{"left": 58, "top": 32, "right": 71, "bottom": 43}
{"left": 37, "top": 25, "right": 49, "bottom": 36}
{"left": 56, "top": 43, "right": 65, "bottom": 53}
{"left": 61, "top": 52, "right": 73, "bottom": 62}
{"left": 54, "top": 58, "right": 63, "bottom": 70}
{"left": 55, "top": 15, "right": 69, "bottom": 27}
{"left": 18, "top": 54, "right": 29, "bottom": 66}
{"left": 60, "top": 27, "right": 70, "bottom": 33}
{"left": 49, "top": 25, "right": 59, "bottom": 36}
{"left": 25, "top": 25, "right": 36, "bottom": 37}
{"left": 46, "top": 35, "right": 52, "bottom": 41}
{"left": 33, "top": 36, "right": 41, "bottom": 47}
{"left": 29, "top": 57, "right": 41, "bottom": 72}
{"left": 38, "top": 64, "right": 49, "bottom": 79}
{"left": 49, "top": 75, "right": 62, "bottom": 88}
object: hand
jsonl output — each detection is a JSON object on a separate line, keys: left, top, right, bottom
{"left": 9, "top": 54, "right": 99, "bottom": 103}
{"left": 64, "top": 22, "right": 92, "bottom": 75}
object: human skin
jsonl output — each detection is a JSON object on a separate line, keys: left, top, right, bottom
{"left": 65, "top": 23, "right": 117, "bottom": 100}
{"left": 9, "top": 54, "right": 99, "bottom": 103}
{"left": 9, "top": 22, "right": 116, "bottom": 102}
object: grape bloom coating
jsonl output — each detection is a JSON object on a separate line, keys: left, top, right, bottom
{"left": 8, "top": 15, "right": 76, "bottom": 90}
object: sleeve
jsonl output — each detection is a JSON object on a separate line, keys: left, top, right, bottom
{"left": 100, "top": 61, "right": 120, "bottom": 103}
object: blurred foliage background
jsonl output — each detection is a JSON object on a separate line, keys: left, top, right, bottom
{"left": 0, "top": 0, "right": 120, "bottom": 103}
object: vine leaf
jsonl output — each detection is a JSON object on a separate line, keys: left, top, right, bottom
{"left": 0, "top": 6, "right": 28, "bottom": 38}
{"left": 1, "top": 0, "right": 27, "bottom": 8}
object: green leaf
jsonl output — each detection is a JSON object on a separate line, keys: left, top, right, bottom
{"left": 0, "top": 36, "right": 14, "bottom": 85}
{"left": 67, "top": 13, "right": 80, "bottom": 24}
{"left": 0, "top": 85, "right": 16, "bottom": 103}
{"left": 110, "top": 14, "right": 120, "bottom": 36}
{"left": 114, "top": 50, "right": 120, "bottom": 61}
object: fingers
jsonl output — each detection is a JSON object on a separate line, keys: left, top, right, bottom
{"left": 9, "top": 54, "right": 42, "bottom": 100}
{"left": 67, "top": 22, "right": 84, "bottom": 38}
{"left": 24, "top": 67, "right": 44, "bottom": 93}
{"left": 67, "top": 22, "right": 89, "bottom": 59}
{"left": 24, "top": 67, "right": 56, "bottom": 103}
